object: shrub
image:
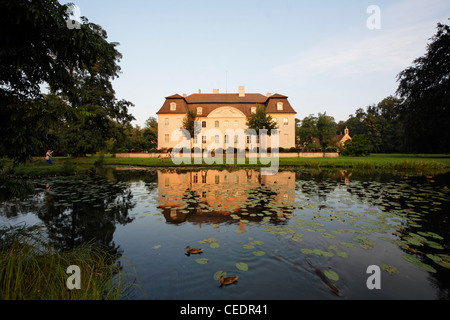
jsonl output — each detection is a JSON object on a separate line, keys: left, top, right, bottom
{"left": 342, "top": 135, "right": 370, "bottom": 156}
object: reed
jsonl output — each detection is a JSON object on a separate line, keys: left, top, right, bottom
{"left": 0, "top": 224, "right": 135, "bottom": 300}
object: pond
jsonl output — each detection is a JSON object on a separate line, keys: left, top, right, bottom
{"left": 1, "top": 168, "right": 450, "bottom": 300}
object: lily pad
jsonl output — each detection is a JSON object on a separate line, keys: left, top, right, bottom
{"left": 242, "top": 244, "right": 255, "bottom": 250}
{"left": 401, "top": 254, "right": 436, "bottom": 273}
{"left": 236, "top": 262, "right": 249, "bottom": 271}
{"left": 324, "top": 270, "right": 339, "bottom": 281}
{"left": 253, "top": 251, "right": 266, "bottom": 256}
{"left": 210, "top": 242, "right": 220, "bottom": 249}
{"left": 213, "top": 270, "right": 227, "bottom": 280}
{"left": 337, "top": 251, "right": 349, "bottom": 258}
{"left": 381, "top": 264, "right": 399, "bottom": 275}
{"left": 195, "top": 258, "right": 209, "bottom": 265}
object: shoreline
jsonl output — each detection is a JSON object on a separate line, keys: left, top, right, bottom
{"left": 2, "top": 153, "right": 450, "bottom": 178}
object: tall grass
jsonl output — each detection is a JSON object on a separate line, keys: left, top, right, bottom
{"left": 0, "top": 224, "right": 135, "bottom": 300}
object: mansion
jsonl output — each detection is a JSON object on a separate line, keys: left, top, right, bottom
{"left": 156, "top": 86, "right": 297, "bottom": 150}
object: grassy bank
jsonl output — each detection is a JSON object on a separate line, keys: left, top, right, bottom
{"left": 2, "top": 153, "right": 450, "bottom": 177}
{"left": 0, "top": 224, "right": 134, "bottom": 300}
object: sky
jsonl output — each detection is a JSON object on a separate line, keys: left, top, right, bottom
{"left": 61, "top": 0, "right": 450, "bottom": 127}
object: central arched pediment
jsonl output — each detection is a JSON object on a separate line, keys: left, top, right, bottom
{"left": 207, "top": 106, "right": 246, "bottom": 118}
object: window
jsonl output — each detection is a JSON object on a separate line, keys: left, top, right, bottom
{"left": 165, "top": 134, "right": 169, "bottom": 143}
{"left": 202, "top": 136, "right": 207, "bottom": 144}
{"left": 215, "top": 175, "right": 220, "bottom": 184}
{"left": 197, "top": 107, "right": 203, "bottom": 115}
{"left": 193, "top": 174, "right": 198, "bottom": 183}
{"left": 202, "top": 175, "right": 207, "bottom": 183}
{"left": 234, "top": 120, "right": 239, "bottom": 127}
{"left": 215, "top": 120, "right": 219, "bottom": 128}
{"left": 251, "top": 107, "right": 256, "bottom": 114}
{"left": 165, "top": 118, "right": 169, "bottom": 126}
{"left": 283, "top": 118, "right": 289, "bottom": 125}
{"left": 225, "top": 135, "right": 229, "bottom": 143}
{"left": 224, "top": 120, "right": 229, "bottom": 128}
{"left": 215, "top": 135, "right": 219, "bottom": 144}
{"left": 234, "top": 136, "right": 239, "bottom": 144}
{"left": 170, "top": 102, "right": 176, "bottom": 111}
{"left": 202, "top": 121, "right": 207, "bottom": 128}
{"left": 277, "top": 102, "right": 283, "bottom": 111}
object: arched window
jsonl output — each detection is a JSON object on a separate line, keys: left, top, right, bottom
{"left": 277, "top": 102, "right": 283, "bottom": 111}
{"left": 197, "top": 107, "right": 203, "bottom": 115}
{"left": 170, "top": 102, "right": 176, "bottom": 111}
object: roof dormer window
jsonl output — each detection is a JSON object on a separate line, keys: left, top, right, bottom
{"left": 197, "top": 107, "right": 203, "bottom": 115}
{"left": 170, "top": 102, "right": 176, "bottom": 111}
{"left": 277, "top": 102, "right": 283, "bottom": 111}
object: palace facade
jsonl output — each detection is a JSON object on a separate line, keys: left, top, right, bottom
{"left": 156, "top": 86, "right": 296, "bottom": 150}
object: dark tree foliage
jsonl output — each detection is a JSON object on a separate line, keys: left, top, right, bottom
{"left": 0, "top": 0, "right": 133, "bottom": 163}
{"left": 396, "top": 21, "right": 450, "bottom": 153}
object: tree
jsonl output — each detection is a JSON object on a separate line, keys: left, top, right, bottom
{"left": 342, "top": 135, "right": 371, "bottom": 157}
{"left": 246, "top": 104, "right": 278, "bottom": 136}
{"left": 316, "top": 112, "right": 337, "bottom": 149}
{"left": 396, "top": 21, "right": 450, "bottom": 153}
{"left": 143, "top": 117, "right": 158, "bottom": 149}
{"left": 0, "top": 0, "right": 131, "bottom": 163}
{"left": 298, "top": 114, "right": 318, "bottom": 146}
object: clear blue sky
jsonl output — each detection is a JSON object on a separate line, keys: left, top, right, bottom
{"left": 62, "top": 0, "right": 450, "bottom": 127}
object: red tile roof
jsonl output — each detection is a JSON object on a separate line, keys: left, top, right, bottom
{"left": 157, "top": 91, "right": 296, "bottom": 116}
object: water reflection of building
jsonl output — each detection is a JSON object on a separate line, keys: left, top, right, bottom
{"left": 157, "top": 169, "right": 295, "bottom": 225}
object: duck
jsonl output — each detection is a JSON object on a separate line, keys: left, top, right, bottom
{"left": 219, "top": 275, "right": 239, "bottom": 287}
{"left": 185, "top": 246, "right": 203, "bottom": 255}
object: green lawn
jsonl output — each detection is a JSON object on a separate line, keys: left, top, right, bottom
{"left": 2, "top": 153, "right": 450, "bottom": 177}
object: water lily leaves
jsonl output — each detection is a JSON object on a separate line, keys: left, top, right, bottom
{"left": 337, "top": 251, "right": 349, "bottom": 258}
{"left": 253, "top": 251, "right": 266, "bottom": 256}
{"left": 381, "top": 264, "right": 399, "bottom": 275}
{"left": 213, "top": 270, "right": 227, "bottom": 280}
{"left": 210, "top": 242, "right": 220, "bottom": 249}
{"left": 324, "top": 270, "right": 339, "bottom": 281}
{"left": 340, "top": 242, "right": 356, "bottom": 248}
{"left": 401, "top": 254, "right": 436, "bottom": 273}
{"left": 195, "top": 258, "right": 209, "bottom": 265}
{"left": 301, "top": 248, "right": 314, "bottom": 254}
{"left": 236, "top": 262, "right": 249, "bottom": 271}
{"left": 242, "top": 244, "right": 255, "bottom": 250}
{"left": 198, "top": 237, "right": 217, "bottom": 244}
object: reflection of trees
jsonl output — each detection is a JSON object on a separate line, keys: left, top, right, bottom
{"left": 295, "top": 170, "right": 347, "bottom": 201}
{"left": 1, "top": 176, "right": 136, "bottom": 256}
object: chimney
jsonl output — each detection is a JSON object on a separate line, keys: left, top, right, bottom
{"left": 267, "top": 93, "right": 272, "bottom": 97}
{"left": 239, "top": 86, "right": 245, "bottom": 97}
{"left": 213, "top": 89, "right": 219, "bottom": 94}
{"left": 183, "top": 93, "right": 187, "bottom": 98}
{"left": 198, "top": 89, "right": 201, "bottom": 94}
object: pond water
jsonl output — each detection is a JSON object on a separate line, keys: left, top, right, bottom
{"left": 1, "top": 168, "right": 450, "bottom": 300}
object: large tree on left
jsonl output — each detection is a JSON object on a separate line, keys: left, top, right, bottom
{"left": 0, "top": 0, "right": 130, "bottom": 163}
